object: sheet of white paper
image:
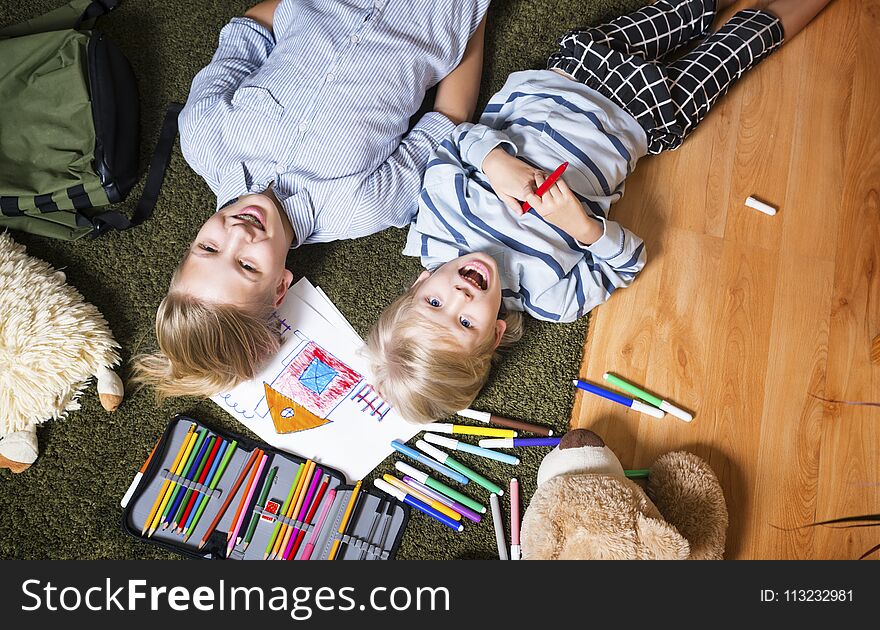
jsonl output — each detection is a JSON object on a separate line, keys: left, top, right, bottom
{"left": 211, "top": 279, "right": 418, "bottom": 481}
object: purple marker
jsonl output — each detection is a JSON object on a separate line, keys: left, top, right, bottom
{"left": 402, "top": 476, "right": 482, "bottom": 523}
{"left": 477, "top": 437, "right": 563, "bottom": 448}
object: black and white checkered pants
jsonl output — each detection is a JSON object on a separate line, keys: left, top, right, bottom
{"left": 548, "top": 0, "right": 785, "bottom": 154}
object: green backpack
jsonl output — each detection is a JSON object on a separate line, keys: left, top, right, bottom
{"left": 0, "top": 0, "right": 180, "bottom": 240}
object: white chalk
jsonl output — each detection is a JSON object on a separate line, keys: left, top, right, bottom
{"left": 745, "top": 196, "right": 777, "bottom": 216}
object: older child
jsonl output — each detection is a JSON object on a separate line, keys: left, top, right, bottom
{"left": 366, "top": 0, "right": 834, "bottom": 423}
{"left": 134, "top": 0, "right": 490, "bottom": 397}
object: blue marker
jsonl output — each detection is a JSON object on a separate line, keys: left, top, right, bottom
{"left": 374, "top": 479, "right": 463, "bottom": 532}
{"left": 423, "top": 433, "right": 520, "bottom": 465}
{"left": 390, "top": 440, "right": 469, "bottom": 485}
{"left": 572, "top": 380, "right": 665, "bottom": 418}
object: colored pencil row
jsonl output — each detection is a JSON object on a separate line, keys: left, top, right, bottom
{"left": 140, "top": 425, "right": 239, "bottom": 541}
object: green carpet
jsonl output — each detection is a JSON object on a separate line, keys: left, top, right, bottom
{"left": 0, "top": 0, "right": 643, "bottom": 560}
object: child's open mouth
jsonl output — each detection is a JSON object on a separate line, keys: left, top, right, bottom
{"left": 458, "top": 261, "right": 490, "bottom": 291}
{"left": 233, "top": 207, "right": 265, "bottom": 231}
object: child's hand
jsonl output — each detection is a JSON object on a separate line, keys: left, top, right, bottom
{"left": 482, "top": 148, "right": 546, "bottom": 213}
{"left": 525, "top": 175, "right": 604, "bottom": 245}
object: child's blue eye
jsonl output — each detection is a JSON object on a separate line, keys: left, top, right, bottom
{"left": 427, "top": 297, "right": 441, "bottom": 308}
{"left": 460, "top": 317, "right": 472, "bottom": 329}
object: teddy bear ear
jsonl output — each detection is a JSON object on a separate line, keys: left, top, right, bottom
{"left": 636, "top": 514, "right": 690, "bottom": 560}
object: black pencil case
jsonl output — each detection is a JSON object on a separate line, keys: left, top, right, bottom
{"left": 121, "top": 414, "right": 409, "bottom": 560}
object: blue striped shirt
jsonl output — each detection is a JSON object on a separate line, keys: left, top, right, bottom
{"left": 179, "top": 0, "right": 491, "bottom": 247}
{"left": 404, "top": 70, "right": 649, "bottom": 323}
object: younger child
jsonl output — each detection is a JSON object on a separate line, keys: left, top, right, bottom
{"left": 366, "top": 0, "right": 834, "bottom": 423}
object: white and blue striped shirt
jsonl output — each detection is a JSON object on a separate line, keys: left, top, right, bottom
{"left": 179, "top": 0, "right": 491, "bottom": 247}
{"left": 404, "top": 70, "right": 649, "bottom": 323}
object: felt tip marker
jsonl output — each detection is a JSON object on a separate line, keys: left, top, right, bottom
{"left": 457, "top": 409, "right": 554, "bottom": 436}
{"left": 423, "top": 423, "right": 517, "bottom": 438}
{"left": 478, "top": 437, "right": 562, "bottom": 448}
{"left": 423, "top": 432, "right": 520, "bottom": 465}
{"left": 510, "top": 478, "right": 521, "bottom": 560}
{"left": 490, "top": 493, "right": 508, "bottom": 560}
{"left": 402, "top": 476, "right": 482, "bottom": 523}
{"left": 602, "top": 372, "right": 694, "bottom": 422}
{"left": 416, "top": 440, "right": 504, "bottom": 495}
{"left": 521, "top": 161, "right": 568, "bottom": 213}
{"left": 382, "top": 475, "right": 462, "bottom": 521}
{"left": 572, "top": 380, "right": 665, "bottom": 418}
{"left": 394, "top": 461, "right": 487, "bottom": 514}
{"left": 373, "top": 479, "right": 463, "bottom": 532}
{"left": 390, "top": 439, "right": 469, "bottom": 485}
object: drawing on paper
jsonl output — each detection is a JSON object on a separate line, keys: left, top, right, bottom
{"left": 264, "top": 382, "right": 331, "bottom": 434}
{"left": 271, "top": 340, "right": 363, "bottom": 418}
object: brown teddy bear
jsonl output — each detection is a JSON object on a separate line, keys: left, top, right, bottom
{"left": 520, "top": 429, "right": 728, "bottom": 559}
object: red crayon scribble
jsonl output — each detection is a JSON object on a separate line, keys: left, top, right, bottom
{"left": 273, "top": 342, "right": 362, "bottom": 417}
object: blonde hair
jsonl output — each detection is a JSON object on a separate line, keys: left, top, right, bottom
{"left": 131, "top": 274, "right": 280, "bottom": 400}
{"left": 365, "top": 287, "right": 523, "bottom": 425}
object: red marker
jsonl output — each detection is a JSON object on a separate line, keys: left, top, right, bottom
{"left": 521, "top": 161, "right": 569, "bottom": 213}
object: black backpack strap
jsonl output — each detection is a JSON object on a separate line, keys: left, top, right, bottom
{"left": 90, "top": 102, "right": 182, "bottom": 236}
{"left": 74, "top": 0, "right": 121, "bottom": 30}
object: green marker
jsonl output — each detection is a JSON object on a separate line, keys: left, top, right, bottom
{"left": 603, "top": 373, "right": 693, "bottom": 422}
{"left": 183, "top": 439, "right": 238, "bottom": 541}
{"left": 160, "top": 429, "right": 207, "bottom": 527}
{"left": 625, "top": 469, "right": 650, "bottom": 479}
{"left": 264, "top": 462, "right": 303, "bottom": 559}
{"left": 241, "top": 465, "right": 278, "bottom": 550}
{"left": 394, "top": 461, "right": 486, "bottom": 513}
{"left": 416, "top": 440, "right": 504, "bottom": 495}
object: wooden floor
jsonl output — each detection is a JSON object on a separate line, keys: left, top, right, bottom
{"left": 572, "top": 0, "right": 879, "bottom": 559}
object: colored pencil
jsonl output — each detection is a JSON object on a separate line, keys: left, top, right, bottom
{"left": 282, "top": 465, "right": 323, "bottom": 560}
{"left": 141, "top": 425, "right": 194, "bottom": 535}
{"left": 175, "top": 437, "right": 223, "bottom": 532}
{"left": 402, "top": 476, "right": 481, "bottom": 523}
{"left": 383, "top": 475, "right": 461, "bottom": 521}
{"left": 227, "top": 451, "right": 267, "bottom": 556}
{"left": 423, "top": 423, "right": 516, "bottom": 438}
{"left": 124, "top": 436, "right": 161, "bottom": 509}
{"left": 423, "top": 432, "right": 520, "bottom": 465}
{"left": 182, "top": 439, "right": 234, "bottom": 540}
{"left": 275, "top": 459, "right": 314, "bottom": 559}
{"left": 394, "top": 461, "right": 486, "bottom": 514}
{"left": 458, "top": 409, "right": 554, "bottom": 436}
{"left": 374, "top": 479, "right": 462, "bottom": 532}
{"left": 572, "top": 379, "right": 665, "bottom": 418}
{"left": 490, "top": 493, "right": 508, "bottom": 560}
{"left": 357, "top": 498, "right": 387, "bottom": 560}
{"left": 301, "top": 489, "right": 337, "bottom": 561}
{"left": 148, "top": 428, "right": 199, "bottom": 537}
{"left": 198, "top": 448, "right": 260, "bottom": 550}
{"left": 161, "top": 429, "right": 209, "bottom": 530}
{"left": 335, "top": 482, "right": 367, "bottom": 560}
{"left": 263, "top": 462, "right": 304, "bottom": 559}
{"left": 241, "top": 465, "right": 277, "bottom": 551}
{"left": 390, "top": 440, "right": 469, "bottom": 485}
{"left": 237, "top": 455, "right": 273, "bottom": 544}
{"left": 327, "top": 480, "right": 362, "bottom": 560}
{"left": 289, "top": 474, "right": 330, "bottom": 560}
{"left": 603, "top": 372, "right": 693, "bottom": 422}
{"left": 510, "top": 478, "right": 521, "bottom": 560}
{"left": 416, "top": 440, "right": 503, "bottom": 495}
{"left": 171, "top": 436, "right": 219, "bottom": 530}
{"left": 478, "top": 437, "right": 562, "bottom": 448}
{"left": 226, "top": 449, "right": 264, "bottom": 543}
{"left": 521, "top": 161, "right": 568, "bottom": 213}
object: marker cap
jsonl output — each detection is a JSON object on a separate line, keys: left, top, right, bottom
{"left": 423, "top": 433, "right": 458, "bottom": 450}
{"left": 416, "top": 439, "right": 449, "bottom": 464}
{"left": 395, "top": 461, "right": 428, "bottom": 483}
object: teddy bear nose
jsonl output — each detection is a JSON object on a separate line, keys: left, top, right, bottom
{"left": 559, "top": 429, "right": 605, "bottom": 449}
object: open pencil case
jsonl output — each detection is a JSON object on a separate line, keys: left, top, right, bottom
{"left": 121, "top": 414, "right": 409, "bottom": 560}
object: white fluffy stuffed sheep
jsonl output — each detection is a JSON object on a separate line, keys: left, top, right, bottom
{"left": 0, "top": 231, "right": 124, "bottom": 472}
